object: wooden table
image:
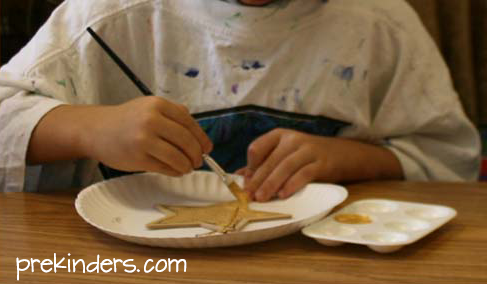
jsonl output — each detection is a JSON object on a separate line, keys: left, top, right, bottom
{"left": 1, "top": 182, "right": 486, "bottom": 284}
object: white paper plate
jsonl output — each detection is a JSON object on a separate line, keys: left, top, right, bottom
{"left": 75, "top": 171, "right": 348, "bottom": 248}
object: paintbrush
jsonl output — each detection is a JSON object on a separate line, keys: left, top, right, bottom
{"left": 202, "top": 154, "right": 249, "bottom": 204}
{"left": 87, "top": 27, "right": 244, "bottom": 200}
{"left": 86, "top": 27, "right": 153, "bottom": 96}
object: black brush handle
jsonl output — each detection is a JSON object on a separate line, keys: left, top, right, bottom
{"left": 87, "top": 27, "right": 153, "bottom": 96}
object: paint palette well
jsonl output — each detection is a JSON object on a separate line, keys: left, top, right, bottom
{"left": 302, "top": 199, "right": 456, "bottom": 253}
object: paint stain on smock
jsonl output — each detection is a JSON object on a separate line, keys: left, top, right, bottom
{"left": 334, "top": 65, "right": 354, "bottom": 86}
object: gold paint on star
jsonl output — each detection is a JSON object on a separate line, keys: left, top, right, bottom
{"left": 146, "top": 182, "right": 292, "bottom": 234}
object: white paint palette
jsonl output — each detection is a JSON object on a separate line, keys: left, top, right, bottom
{"left": 301, "top": 199, "right": 456, "bottom": 253}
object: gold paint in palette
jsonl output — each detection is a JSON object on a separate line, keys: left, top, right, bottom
{"left": 334, "top": 213, "right": 373, "bottom": 224}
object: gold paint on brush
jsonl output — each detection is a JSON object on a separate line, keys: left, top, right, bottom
{"left": 227, "top": 181, "right": 249, "bottom": 205}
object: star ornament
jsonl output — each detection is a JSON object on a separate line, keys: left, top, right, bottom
{"left": 146, "top": 183, "right": 292, "bottom": 234}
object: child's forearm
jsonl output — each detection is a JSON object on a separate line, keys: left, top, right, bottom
{"left": 243, "top": 129, "right": 404, "bottom": 202}
{"left": 26, "top": 104, "right": 103, "bottom": 164}
{"left": 326, "top": 138, "right": 404, "bottom": 183}
{"left": 26, "top": 97, "right": 213, "bottom": 176}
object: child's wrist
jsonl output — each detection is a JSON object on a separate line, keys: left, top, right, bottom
{"left": 314, "top": 137, "right": 403, "bottom": 183}
{"left": 72, "top": 105, "right": 109, "bottom": 160}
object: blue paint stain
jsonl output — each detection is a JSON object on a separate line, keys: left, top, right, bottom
{"left": 252, "top": 61, "right": 265, "bottom": 69}
{"left": 334, "top": 65, "right": 354, "bottom": 84}
{"left": 278, "top": 95, "right": 287, "bottom": 108}
{"left": 231, "top": 84, "right": 239, "bottom": 94}
{"left": 293, "top": 89, "right": 302, "bottom": 107}
{"left": 241, "top": 60, "right": 265, "bottom": 70}
{"left": 184, "top": 68, "right": 200, "bottom": 78}
{"left": 382, "top": 138, "right": 392, "bottom": 146}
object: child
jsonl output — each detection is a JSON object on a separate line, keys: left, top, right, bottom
{"left": 0, "top": 0, "right": 480, "bottom": 201}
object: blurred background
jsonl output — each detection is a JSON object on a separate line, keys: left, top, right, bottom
{"left": 1, "top": 0, "right": 63, "bottom": 64}
{"left": 1, "top": 0, "right": 487, "bottom": 176}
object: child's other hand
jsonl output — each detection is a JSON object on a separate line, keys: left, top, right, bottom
{"left": 241, "top": 129, "right": 335, "bottom": 202}
{"left": 85, "top": 97, "right": 213, "bottom": 176}
{"left": 241, "top": 129, "right": 402, "bottom": 202}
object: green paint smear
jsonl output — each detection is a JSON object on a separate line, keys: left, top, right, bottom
{"left": 229, "top": 12, "right": 242, "bottom": 19}
{"left": 56, "top": 80, "right": 67, "bottom": 88}
{"left": 290, "top": 18, "right": 299, "bottom": 30}
{"left": 225, "top": 12, "right": 242, "bottom": 27}
{"left": 69, "top": 78, "right": 78, "bottom": 96}
{"left": 304, "top": 81, "right": 321, "bottom": 99}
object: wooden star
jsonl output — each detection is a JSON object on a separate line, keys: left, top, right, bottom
{"left": 146, "top": 183, "right": 292, "bottom": 234}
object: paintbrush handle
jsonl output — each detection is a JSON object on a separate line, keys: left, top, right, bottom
{"left": 86, "top": 27, "right": 153, "bottom": 96}
{"left": 202, "top": 154, "right": 230, "bottom": 184}
{"left": 202, "top": 154, "right": 249, "bottom": 203}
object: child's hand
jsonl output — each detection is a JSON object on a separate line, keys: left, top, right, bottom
{"left": 240, "top": 129, "right": 335, "bottom": 202}
{"left": 240, "top": 129, "right": 403, "bottom": 202}
{"left": 85, "top": 97, "right": 213, "bottom": 176}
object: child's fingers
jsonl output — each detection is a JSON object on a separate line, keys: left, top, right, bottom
{"left": 246, "top": 138, "right": 296, "bottom": 198}
{"left": 175, "top": 104, "right": 213, "bottom": 154}
{"left": 246, "top": 129, "right": 282, "bottom": 173}
{"left": 145, "top": 138, "right": 193, "bottom": 174}
{"left": 143, "top": 154, "right": 183, "bottom": 177}
{"left": 155, "top": 99, "right": 213, "bottom": 154}
{"left": 254, "top": 148, "right": 315, "bottom": 202}
{"left": 234, "top": 168, "right": 247, "bottom": 176}
{"left": 154, "top": 117, "right": 203, "bottom": 168}
{"left": 234, "top": 168, "right": 254, "bottom": 196}
{"left": 278, "top": 163, "right": 319, "bottom": 199}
